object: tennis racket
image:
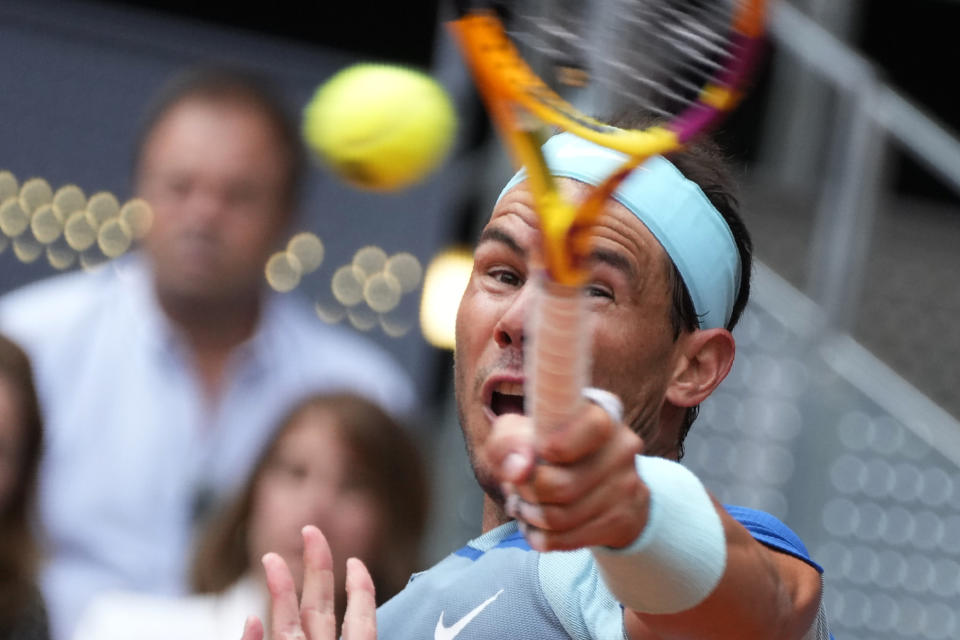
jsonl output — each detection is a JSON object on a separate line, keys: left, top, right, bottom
{"left": 449, "top": 0, "right": 767, "bottom": 432}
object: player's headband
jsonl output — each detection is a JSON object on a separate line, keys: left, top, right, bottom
{"left": 498, "top": 132, "right": 740, "bottom": 330}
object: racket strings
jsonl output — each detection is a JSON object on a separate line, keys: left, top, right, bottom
{"left": 510, "top": 1, "right": 591, "bottom": 86}
{"left": 508, "top": 0, "right": 742, "bottom": 120}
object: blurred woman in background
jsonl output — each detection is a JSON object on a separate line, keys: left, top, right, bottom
{"left": 74, "top": 392, "right": 429, "bottom": 640}
{"left": 0, "top": 334, "right": 48, "bottom": 639}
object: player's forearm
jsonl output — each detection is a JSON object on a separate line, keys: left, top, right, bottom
{"left": 591, "top": 456, "right": 820, "bottom": 640}
{"left": 622, "top": 507, "right": 819, "bottom": 640}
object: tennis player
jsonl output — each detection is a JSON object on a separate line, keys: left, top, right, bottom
{"left": 242, "top": 132, "right": 832, "bottom": 640}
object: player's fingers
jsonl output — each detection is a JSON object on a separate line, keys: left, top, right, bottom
{"left": 504, "top": 458, "right": 595, "bottom": 508}
{"left": 262, "top": 553, "right": 307, "bottom": 640}
{"left": 510, "top": 464, "right": 645, "bottom": 535}
{"left": 518, "top": 498, "right": 648, "bottom": 552}
{"left": 536, "top": 401, "right": 629, "bottom": 465}
{"left": 508, "top": 424, "right": 641, "bottom": 506}
{"left": 483, "top": 413, "right": 536, "bottom": 483}
{"left": 341, "top": 558, "right": 377, "bottom": 640}
{"left": 241, "top": 616, "right": 265, "bottom": 640}
{"left": 299, "top": 526, "right": 337, "bottom": 640}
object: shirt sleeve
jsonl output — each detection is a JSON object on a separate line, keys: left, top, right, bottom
{"left": 723, "top": 504, "right": 824, "bottom": 573}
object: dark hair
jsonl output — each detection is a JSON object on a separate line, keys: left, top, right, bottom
{"left": 609, "top": 112, "right": 754, "bottom": 458}
{"left": 0, "top": 335, "right": 44, "bottom": 626}
{"left": 133, "top": 65, "right": 306, "bottom": 210}
{"left": 665, "top": 138, "right": 752, "bottom": 459}
{"left": 190, "top": 392, "right": 429, "bottom": 610}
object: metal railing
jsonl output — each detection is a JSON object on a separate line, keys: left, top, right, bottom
{"left": 767, "top": 0, "right": 960, "bottom": 330}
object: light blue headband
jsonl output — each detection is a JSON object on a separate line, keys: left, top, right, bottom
{"left": 498, "top": 133, "right": 740, "bottom": 330}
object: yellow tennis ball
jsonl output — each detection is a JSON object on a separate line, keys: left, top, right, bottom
{"left": 303, "top": 64, "right": 457, "bottom": 191}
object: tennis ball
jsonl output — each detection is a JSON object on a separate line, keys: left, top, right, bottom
{"left": 303, "top": 63, "right": 457, "bottom": 191}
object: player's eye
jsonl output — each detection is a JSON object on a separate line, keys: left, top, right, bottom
{"left": 489, "top": 268, "right": 522, "bottom": 287}
{"left": 585, "top": 283, "right": 614, "bottom": 300}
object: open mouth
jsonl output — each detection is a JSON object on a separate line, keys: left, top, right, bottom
{"left": 489, "top": 381, "right": 525, "bottom": 416}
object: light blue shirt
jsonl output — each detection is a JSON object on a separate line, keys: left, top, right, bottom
{"left": 377, "top": 506, "right": 831, "bottom": 639}
{"left": 0, "top": 255, "right": 416, "bottom": 640}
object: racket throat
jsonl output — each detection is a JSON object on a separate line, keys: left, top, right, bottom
{"left": 526, "top": 275, "right": 591, "bottom": 432}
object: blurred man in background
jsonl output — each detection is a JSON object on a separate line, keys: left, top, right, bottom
{"left": 0, "top": 66, "right": 415, "bottom": 640}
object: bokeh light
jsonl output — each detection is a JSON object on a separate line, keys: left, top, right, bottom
{"left": 265, "top": 230, "right": 424, "bottom": 338}
{"left": 12, "top": 235, "right": 42, "bottom": 263}
{"left": 0, "top": 170, "right": 18, "bottom": 202}
{"left": 120, "top": 198, "right": 153, "bottom": 239}
{"left": 385, "top": 251, "right": 423, "bottom": 293}
{"left": 286, "top": 232, "right": 324, "bottom": 274}
{"left": 0, "top": 171, "right": 153, "bottom": 270}
{"left": 46, "top": 240, "right": 76, "bottom": 270}
{"left": 352, "top": 245, "right": 388, "bottom": 278}
{"left": 64, "top": 210, "right": 97, "bottom": 251}
{"left": 0, "top": 198, "right": 29, "bottom": 237}
{"left": 331, "top": 264, "right": 367, "bottom": 307}
{"left": 53, "top": 184, "right": 86, "bottom": 220}
{"left": 97, "top": 218, "right": 133, "bottom": 258}
{"left": 19, "top": 177, "right": 53, "bottom": 214}
{"left": 31, "top": 204, "right": 63, "bottom": 244}
{"left": 363, "top": 271, "right": 402, "bottom": 313}
{"left": 419, "top": 247, "right": 473, "bottom": 350}
{"left": 265, "top": 251, "right": 303, "bottom": 293}
{"left": 85, "top": 191, "right": 120, "bottom": 229}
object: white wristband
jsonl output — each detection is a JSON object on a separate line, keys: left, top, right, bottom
{"left": 592, "top": 455, "right": 727, "bottom": 614}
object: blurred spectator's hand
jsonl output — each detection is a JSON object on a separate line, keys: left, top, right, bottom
{"left": 242, "top": 526, "right": 376, "bottom": 640}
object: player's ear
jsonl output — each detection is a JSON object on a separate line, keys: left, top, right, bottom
{"left": 665, "top": 328, "right": 735, "bottom": 408}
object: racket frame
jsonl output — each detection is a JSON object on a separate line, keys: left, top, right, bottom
{"left": 449, "top": 2, "right": 767, "bottom": 431}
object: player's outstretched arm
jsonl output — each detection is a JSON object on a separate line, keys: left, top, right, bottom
{"left": 484, "top": 400, "right": 823, "bottom": 640}
{"left": 615, "top": 498, "right": 823, "bottom": 640}
{"left": 239, "top": 525, "right": 377, "bottom": 640}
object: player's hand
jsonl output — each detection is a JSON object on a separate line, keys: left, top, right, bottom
{"left": 239, "top": 525, "right": 377, "bottom": 640}
{"left": 484, "top": 393, "right": 649, "bottom": 552}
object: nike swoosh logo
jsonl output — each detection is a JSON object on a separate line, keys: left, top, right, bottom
{"left": 434, "top": 589, "right": 504, "bottom": 640}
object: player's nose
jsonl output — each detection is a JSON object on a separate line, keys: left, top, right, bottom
{"left": 494, "top": 282, "right": 534, "bottom": 348}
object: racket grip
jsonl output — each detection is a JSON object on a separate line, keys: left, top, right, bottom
{"left": 526, "top": 274, "right": 590, "bottom": 433}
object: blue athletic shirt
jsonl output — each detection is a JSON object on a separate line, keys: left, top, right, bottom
{"left": 377, "top": 504, "right": 833, "bottom": 639}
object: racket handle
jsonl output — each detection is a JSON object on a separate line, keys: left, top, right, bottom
{"left": 527, "top": 274, "right": 590, "bottom": 433}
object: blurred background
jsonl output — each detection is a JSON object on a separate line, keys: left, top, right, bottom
{"left": 1, "top": 1, "right": 958, "bottom": 638}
